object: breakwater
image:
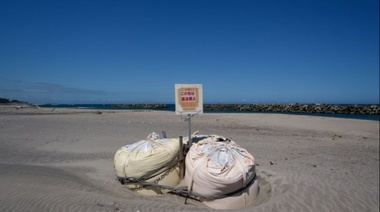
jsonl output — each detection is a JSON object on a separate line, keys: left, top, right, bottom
{"left": 110, "top": 103, "right": 379, "bottom": 115}
{"left": 203, "top": 104, "right": 379, "bottom": 115}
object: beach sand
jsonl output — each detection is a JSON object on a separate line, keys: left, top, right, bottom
{"left": 0, "top": 107, "right": 379, "bottom": 211}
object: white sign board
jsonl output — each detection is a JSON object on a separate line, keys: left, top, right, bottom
{"left": 175, "top": 84, "right": 203, "bottom": 115}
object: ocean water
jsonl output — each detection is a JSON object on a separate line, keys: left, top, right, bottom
{"left": 39, "top": 104, "right": 380, "bottom": 121}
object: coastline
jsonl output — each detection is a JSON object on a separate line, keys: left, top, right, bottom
{"left": 37, "top": 103, "right": 380, "bottom": 115}
{"left": 32, "top": 103, "right": 380, "bottom": 121}
{"left": 0, "top": 107, "right": 378, "bottom": 211}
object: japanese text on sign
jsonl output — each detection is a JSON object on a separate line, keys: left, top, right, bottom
{"left": 175, "top": 84, "right": 203, "bottom": 115}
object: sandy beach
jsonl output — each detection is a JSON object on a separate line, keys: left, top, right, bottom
{"left": 0, "top": 107, "right": 378, "bottom": 212}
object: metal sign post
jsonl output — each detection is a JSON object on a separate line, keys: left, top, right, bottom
{"left": 187, "top": 114, "right": 192, "bottom": 147}
{"left": 175, "top": 84, "right": 203, "bottom": 148}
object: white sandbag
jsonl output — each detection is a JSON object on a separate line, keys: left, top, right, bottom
{"left": 185, "top": 135, "right": 259, "bottom": 210}
{"left": 114, "top": 132, "right": 181, "bottom": 195}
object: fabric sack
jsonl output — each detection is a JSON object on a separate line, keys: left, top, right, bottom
{"left": 114, "top": 132, "right": 181, "bottom": 195}
{"left": 185, "top": 135, "right": 259, "bottom": 210}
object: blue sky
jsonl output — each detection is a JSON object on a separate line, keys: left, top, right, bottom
{"left": 0, "top": 0, "right": 379, "bottom": 104}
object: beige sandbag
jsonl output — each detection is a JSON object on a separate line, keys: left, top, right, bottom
{"left": 114, "top": 132, "right": 181, "bottom": 195}
{"left": 185, "top": 135, "right": 259, "bottom": 210}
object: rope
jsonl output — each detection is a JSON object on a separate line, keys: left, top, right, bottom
{"left": 117, "top": 173, "right": 257, "bottom": 201}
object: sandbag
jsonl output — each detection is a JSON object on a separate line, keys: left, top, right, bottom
{"left": 114, "top": 132, "right": 181, "bottom": 195}
{"left": 185, "top": 135, "right": 259, "bottom": 210}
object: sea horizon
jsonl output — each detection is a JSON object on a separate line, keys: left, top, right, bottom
{"left": 37, "top": 103, "right": 380, "bottom": 121}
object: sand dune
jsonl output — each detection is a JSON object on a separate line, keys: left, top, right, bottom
{"left": 0, "top": 107, "right": 378, "bottom": 211}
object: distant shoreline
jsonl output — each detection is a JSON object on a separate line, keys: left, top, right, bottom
{"left": 0, "top": 102, "right": 39, "bottom": 109}
{"left": 2, "top": 102, "right": 379, "bottom": 121}
{"left": 18, "top": 103, "right": 376, "bottom": 121}
{"left": 38, "top": 103, "right": 379, "bottom": 115}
